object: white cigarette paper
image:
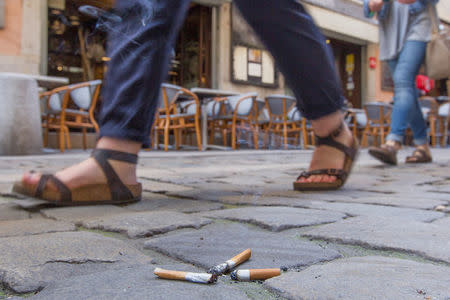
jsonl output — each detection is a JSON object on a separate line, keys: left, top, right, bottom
{"left": 154, "top": 268, "right": 217, "bottom": 284}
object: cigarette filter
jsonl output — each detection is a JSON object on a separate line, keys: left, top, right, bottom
{"left": 230, "top": 269, "right": 281, "bottom": 281}
{"left": 208, "top": 248, "right": 252, "bottom": 275}
{"left": 154, "top": 268, "right": 217, "bottom": 284}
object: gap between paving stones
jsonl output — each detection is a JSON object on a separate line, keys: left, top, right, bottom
{"left": 303, "top": 233, "right": 450, "bottom": 266}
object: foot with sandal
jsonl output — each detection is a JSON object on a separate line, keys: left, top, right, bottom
{"left": 369, "top": 140, "right": 432, "bottom": 166}
{"left": 12, "top": 0, "right": 360, "bottom": 206}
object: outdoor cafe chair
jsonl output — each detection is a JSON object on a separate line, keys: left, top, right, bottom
{"left": 361, "top": 102, "right": 392, "bottom": 147}
{"left": 40, "top": 80, "right": 102, "bottom": 152}
{"left": 208, "top": 92, "right": 258, "bottom": 150}
{"left": 418, "top": 96, "right": 440, "bottom": 147}
{"left": 264, "top": 95, "right": 305, "bottom": 149}
{"left": 437, "top": 101, "right": 450, "bottom": 147}
{"left": 153, "top": 83, "right": 202, "bottom": 151}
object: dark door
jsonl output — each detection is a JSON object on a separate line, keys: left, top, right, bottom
{"left": 172, "top": 4, "right": 212, "bottom": 88}
{"left": 329, "top": 38, "right": 362, "bottom": 108}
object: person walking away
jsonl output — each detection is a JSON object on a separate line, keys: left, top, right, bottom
{"left": 365, "top": 0, "right": 439, "bottom": 165}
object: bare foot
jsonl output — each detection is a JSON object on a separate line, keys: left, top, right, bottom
{"left": 20, "top": 137, "right": 140, "bottom": 193}
{"left": 297, "top": 123, "right": 354, "bottom": 183}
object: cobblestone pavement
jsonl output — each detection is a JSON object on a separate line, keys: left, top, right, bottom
{"left": 0, "top": 148, "right": 449, "bottom": 299}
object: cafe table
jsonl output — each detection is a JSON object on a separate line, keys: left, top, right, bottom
{"left": 190, "top": 87, "right": 239, "bottom": 151}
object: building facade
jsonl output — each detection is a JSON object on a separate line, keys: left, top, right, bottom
{"left": 0, "top": 0, "right": 449, "bottom": 107}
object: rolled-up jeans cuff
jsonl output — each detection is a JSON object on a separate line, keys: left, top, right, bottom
{"left": 413, "top": 137, "right": 427, "bottom": 146}
{"left": 386, "top": 133, "right": 403, "bottom": 144}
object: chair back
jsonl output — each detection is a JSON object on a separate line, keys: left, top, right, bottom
{"left": 48, "top": 90, "right": 67, "bottom": 113}
{"left": 70, "top": 80, "right": 102, "bottom": 110}
{"left": 364, "top": 102, "right": 392, "bottom": 125}
{"left": 287, "top": 106, "right": 302, "bottom": 121}
{"left": 159, "top": 83, "right": 182, "bottom": 110}
{"left": 266, "top": 94, "right": 296, "bottom": 118}
{"left": 439, "top": 103, "right": 450, "bottom": 118}
{"left": 226, "top": 92, "right": 257, "bottom": 116}
{"left": 419, "top": 97, "right": 439, "bottom": 117}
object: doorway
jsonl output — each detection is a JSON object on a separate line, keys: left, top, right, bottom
{"left": 329, "top": 38, "right": 362, "bottom": 108}
{"left": 171, "top": 4, "right": 212, "bottom": 88}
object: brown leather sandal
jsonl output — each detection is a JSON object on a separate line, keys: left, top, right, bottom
{"left": 293, "top": 123, "right": 359, "bottom": 191}
{"left": 12, "top": 149, "right": 142, "bottom": 206}
{"left": 368, "top": 143, "right": 399, "bottom": 165}
{"left": 405, "top": 148, "right": 432, "bottom": 164}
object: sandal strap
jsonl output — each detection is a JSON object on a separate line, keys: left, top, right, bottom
{"left": 91, "top": 149, "right": 137, "bottom": 202}
{"left": 35, "top": 174, "right": 72, "bottom": 202}
{"left": 297, "top": 168, "right": 347, "bottom": 181}
{"left": 316, "top": 123, "right": 357, "bottom": 160}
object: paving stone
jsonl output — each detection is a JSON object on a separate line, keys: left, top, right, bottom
{"left": 265, "top": 256, "right": 450, "bottom": 300}
{"left": 28, "top": 264, "right": 250, "bottom": 300}
{"left": 201, "top": 206, "right": 346, "bottom": 231}
{"left": 139, "top": 178, "right": 194, "bottom": 194}
{"left": 300, "top": 201, "right": 444, "bottom": 222}
{"left": 0, "top": 219, "right": 75, "bottom": 238}
{"left": 41, "top": 205, "right": 128, "bottom": 225}
{"left": 0, "top": 202, "right": 30, "bottom": 221}
{"left": 127, "top": 192, "right": 224, "bottom": 213}
{"left": 0, "top": 231, "right": 151, "bottom": 293}
{"left": 304, "top": 217, "right": 450, "bottom": 263}
{"left": 168, "top": 189, "right": 244, "bottom": 202}
{"left": 145, "top": 223, "right": 342, "bottom": 270}
{"left": 83, "top": 211, "right": 212, "bottom": 238}
{"left": 434, "top": 217, "right": 450, "bottom": 226}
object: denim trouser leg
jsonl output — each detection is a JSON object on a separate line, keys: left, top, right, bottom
{"left": 386, "top": 40, "right": 428, "bottom": 146}
{"left": 234, "top": 0, "right": 344, "bottom": 120}
{"left": 99, "top": 0, "right": 191, "bottom": 145}
{"left": 99, "top": 0, "right": 344, "bottom": 145}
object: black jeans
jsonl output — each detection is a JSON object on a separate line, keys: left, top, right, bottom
{"left": 99, "top": 0, "right": 344, "bottom": 145}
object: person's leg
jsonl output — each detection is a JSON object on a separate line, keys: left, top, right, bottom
{"left": 385, "top": 40, "right": 428, "bottom": 146}
{"left": 234, "top": 0, "right": 353, "bottom": 183}
{"left": 21, "top": 0, "right": 191, "bottom": 193}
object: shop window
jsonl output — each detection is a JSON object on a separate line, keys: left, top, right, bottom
{"left": 230, "top": 4, "right": 278, "bottom": 88}
{"left": 47, "top": 0, "right": 109, "bottom": 83}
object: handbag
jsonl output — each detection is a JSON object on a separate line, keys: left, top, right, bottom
{"left": 425, "top": 5, "right": 450, "bottom": 80}
{"left": 425, "top": 4, "right": 450, "bottom": 80}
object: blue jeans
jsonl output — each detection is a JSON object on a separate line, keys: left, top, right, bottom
{"left": 386, "top": 40, "right": 428, "bottom": 146}
{"left": 99, "top": 0, "right": 344, "bottom": 145}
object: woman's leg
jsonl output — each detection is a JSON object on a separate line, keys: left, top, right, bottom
{"left": 21, "top": 0, "right": 191, "bottom": 192}
{"left": 234, "top": 0, "right": 353, "bottom": 183}
{"left": 386, "top": 41, "right": 428, "bottom": 146}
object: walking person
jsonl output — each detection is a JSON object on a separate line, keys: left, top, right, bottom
{"left": 366, "top": 0, "right": 439, "bottom": 165}
{"left": 13, "top": 0, "right": 359, "bottom": 205}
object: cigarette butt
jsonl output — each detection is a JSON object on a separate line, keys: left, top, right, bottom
{"left": 230, "top": 269, "right": 281, "bottom": 281}
{"left": 154, "top": 268, "right": 217, "bottom": 284}
{"left": 230, "top": 248, "right": 251, "bottom": 267}
{"left": 208, "top": 249, "right": 252, "bottom": 275}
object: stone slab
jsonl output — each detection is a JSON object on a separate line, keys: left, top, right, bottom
{"left": 0, "top": 202, "right": 30, "bottom": 221}
{"left": 28, "top": 264, "right": 251, "bottom": 300}
{"left": 41, "top": 205, "right": 127, "bottom": 225}
{"left": 139, "top": 178, "right": 194, "bottom": 194}
{"left": 201, "top": 206, "right": 346, "bottom": 231}
{"left": 145, "top": 223, "right": 342, "bottom": 270}
{"left": 434, "top": 217, "right": 450, "bottom": 227}
{"left": 0, "top": 219, "right": 75, "bottom": 238}
{"left": 126, "top": 192, "right": 224, "bottom": 213}
{"left": 83, "top": 211, "right": 212, "bottom": 238}
{"left": 265, "top": 256, "right": 450, "bottom": 300}
{"left": 301, "top": 201, "right": 444, "bottom": 222}
{"left": 0, "top": 231, "right": 151, "bottom": 293}
{"left": 304, "top": 217, "right": 450, "bottom": 263}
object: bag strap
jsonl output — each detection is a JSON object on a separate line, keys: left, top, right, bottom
{"left": 428, "top": 4, "right": 440, "bottom": 35}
